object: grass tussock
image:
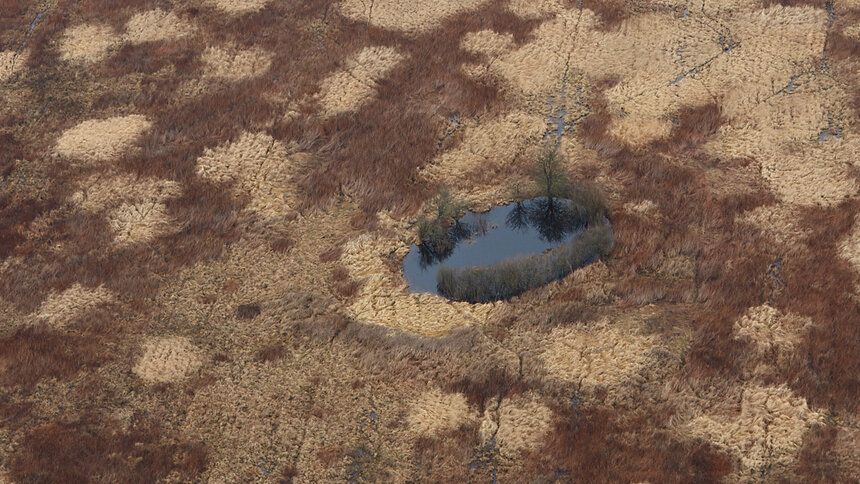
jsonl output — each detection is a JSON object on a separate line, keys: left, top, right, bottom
{"left": 437, "top": 223, "right": 614, "bottom": 303}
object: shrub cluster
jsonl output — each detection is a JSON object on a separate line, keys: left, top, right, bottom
{"left": 436, "top": 222, "right": 614, "bottom": 303}
{"left": 415, "top": 189, "right": 466, "bottom": 253}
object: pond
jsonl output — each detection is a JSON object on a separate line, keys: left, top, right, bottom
{"left": 402, "top": 198, "right": 589, "bottom": 296}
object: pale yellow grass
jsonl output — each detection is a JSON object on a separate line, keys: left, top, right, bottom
{"left": 736, "top": 203, "right": 810, "bottom": 248}
{"left": 461, "top": 30, "right": 515, "bottom": 57}
{"left": 34, "top": 284, "right": 114, "bottom": 329}
{"left": 682, "top": 384, "right": 824, "bottom": 478}
{"left": 71, "top": 173, "right": 183, "bottom": 212}
{"left": 209, "top": 0, "right": 270, "bottom": 14}
{"left": 318, "top": 46, "right": 405, "bottom": 116}
{"left": 733, "top": 304, "right": 811, "bottom": 352}
{"left": 195, "top": 131, "right": 297, "bottom": 217}
{"left": 623, "top": 199, "right": 659, "bottom": 215}
{"left": 407, "top": 388, "right": 473, "bottom": 436}
{"left": 540, "top": 317, "right": 656, "bottom": 391}
{"left": 339, "top": 0, "right": 488, "bottom": 35}
{"left": 133, "top": 336, "right": 204, "bottom": 383}
{"left": 108, "top": 201, "right": 173, "bottom": 246}
{"left": 340, "top": 226, "right": 498, "bottom": 337}
{"left": 59, "top": 24, "right": 120, "bottom": 63}
{"left": 0, "top": 50, "right": 23, "bottom": 82}
{"left": 201, "top": 45, "right": 272, "bottom": 81}
{"left": 840, "top": 214, "right": 860, "bottom": 274}
{"left": 506, "top": 0, "right": 565, "bottom": 19}
{"left": 55, "top": 115, "right": 151, "bottom": 162}
{"left": 420, "top": 112, "right": 546, "bottom": 203}
{"left": 492, "top": 392, "right": 554, "bottom": 455}
{"left": 123, "top": 9, "right": 195, "bottom": 44}
{"left": 609, "top": 113, "right": 673, "bottom": 146}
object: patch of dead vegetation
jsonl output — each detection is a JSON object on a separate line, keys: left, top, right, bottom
{"left": 340, "top": 226, "right": 499, "bottom": 337}
{"left": 55, "top": 115, "right": 152, "bottom": 162}
{"left": 195, "top": 131, "right": 298, "bottom": 217}
{"left": 420, "top": 111, "right": 546, "bottom": 205}
{"left": 123, "top": 9, "right": 195, "bottom": 44}
{"left": 201, "top": 45, "right": 273, "bottom": 81}
{"left": 481, "top": 392, "right": 553, "bottom": 456}
{"left": 680, "top": 384, "right": 825, "bottom": 479}
{"left": 737, "top": 203, "right": 811, "bottom": 249}
{"left": 461, "top": 30, "right": 516, "bottom": 57}
{"left": 71, "top": 173, "right": 184, "bottom": 212}
{"left": 318, "top": 46, "right": 406, "bottom": 116}
{"left": 58, "top": 24, "right": 120, "bottom": 64}
{"left": 839, "top": 213, "right": 860, "bottom": 272}
{"left": 339, "top": 0, "right": 489, "bottom": 35}
{"left": 208, "top": 0, "right": 271, "bottom": 14}
{"left": 133, "top": 336, "right": 204, "bottom": 383}
{"left": 0, "top": 50, "right": 23, "bottom": 82}
{"left": 407, "top": 388, "right": 473, "bottom": 436}
{"left": 107, "top": 201, "right": 174, "bottom": 246}
{"left": 539, "top": 317, "right": 657, "bottom": 396}
{"left": 34, "top": 284, "right": 114, "bottom": 329}
{"left": 733, "top": 304, "right": 811, "bottom": 353}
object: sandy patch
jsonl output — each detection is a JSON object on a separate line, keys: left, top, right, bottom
{"left": 133, "top": 336, "right": 204, "bottom": 383}
{"left": 340, "top": 224, "right": 498, "bottom": 337}
{"left": 208, "top": 0, "right": 271, "bottom": 14}
{"left": 201, "top": 45, "right": 272, "bottom": 81}
{"left": 55, "top": 115, "right": 151, "bottom": 162}
{"left": 59, "top": 24, "right": 120, "bottom": 63}
{"left": 123, "top": 9, "right": 195, "bottom": 44}
{"left": 540, "top": 317, "right": 656, "bottom": 390}
{"left": 487, "top": 392, "right": 554, "bottom": 455}
{"left": 318, "top": 46, "right": 405, "bottom": 116}
{"left": 0, "top": 50, "right": 23, "bottom": 82}
{"left": 733, "top": 304, "right": 811, "bottom": 352}
{"left": 682, "top": 384, "right": 825, "bottom": 477}
{"left": 407, "top": 388, "right": 473, "bottom": 436}
{"left": 195, "top": 131, "right": 297, "bottom": 217}
{"left": 108, "top": 201, "right": 173, "bottom": 246}
{"left": 34, "top": 284, "right": 114, "bottom": 329}
{"left": 339, "top": 0, "right": 489, "bottom": 35}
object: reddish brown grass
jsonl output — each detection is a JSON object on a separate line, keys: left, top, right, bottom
{"left": 0, "top": 326, "right": 109, "bottom": 387}
{"left": 10, "top": 416, "right": 208, "bottom": 483}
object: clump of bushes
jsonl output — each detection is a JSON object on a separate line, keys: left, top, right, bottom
{"left": 436, "top": 223, "right": 614, "bottom": 303}
{"left": 415, "top": 189, "right": 466, "bottom": 254}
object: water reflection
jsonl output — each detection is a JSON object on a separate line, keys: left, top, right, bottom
{"left": 412, "top": 198, "right": 586, "bottom": 273}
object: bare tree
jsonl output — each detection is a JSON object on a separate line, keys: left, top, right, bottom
{"left": 531, "top": 147, "right": 569, "bottom": 204}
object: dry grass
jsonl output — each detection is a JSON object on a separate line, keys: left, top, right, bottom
{"left": 208, "top": 0, "right": 271, "bottom": 14}
{"left": 733, "top": 304, "right": 811, "bottom": 352}
{"left": 200, "top": 45, "right": 273, "bottom": 81}
{"left": 133, "top": 337, "right": 204, "bottom": 383}
{"left": 0, "top": 50, "right": 23, "bottom": 82}
{"left": 317, "top": 46, "right": 406, "bottom": 116}
{"left": 339, "top": 0, "right": 489, "bottom": 35}
{"left": 680, "top": 384, "right": 825, "bottom": 478}
{"left": 55, "top": 115, "right": 152, "bottom": 162}
{"left": 123, "top": 9, "right": 195, "bottom": 44}
{"left": 107, "top": 201, "right": 174, "bottom": 246}
{"left": 58, "top": 23, "right": 120, "bottom": 63}
{"left": 407, "top": 388, "right": 474, "bottom": 436}
{"left": 34, "top": 283, "right": 113, "bottom": 329}
{"left": 491, "top": 392, "right": 554, "bottom": 455}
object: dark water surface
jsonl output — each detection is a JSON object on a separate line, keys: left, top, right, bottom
{"left": 403, "top": 198, "right": 586, "bottom": 295}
